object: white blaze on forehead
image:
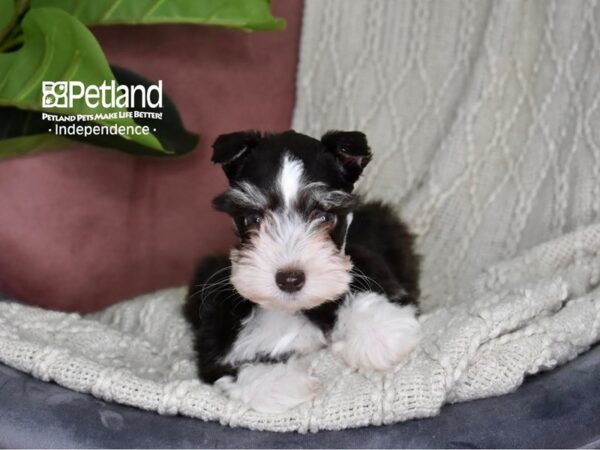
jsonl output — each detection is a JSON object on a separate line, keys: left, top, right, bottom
{"left": 341, "top": 212, "right": 353, "bottom": 254}
{"left": 279, "top": 154, "right": 304, "bottom": 207}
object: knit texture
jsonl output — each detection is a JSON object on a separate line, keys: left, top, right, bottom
{"left": 1, "top": 0, "right": 600, "bottom": 432}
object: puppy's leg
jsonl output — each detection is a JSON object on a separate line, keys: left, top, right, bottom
{"left": 184, "top": 255, "right": 252, "bottom": 383}
{"left": 331, "top": 246, "right": 421, "bottom": 371}
{"left": 331, "top": 292, "right": 421, "bottom": 371}
{"left": 215, "top": 360, "right": 320, "bottom": 414}
{"left": 216, "top": 307, "right": 325, "bottom": 413}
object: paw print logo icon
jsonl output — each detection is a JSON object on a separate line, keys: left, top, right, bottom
{"left": 42, "top": 81, "right": 68, "bottom": 108}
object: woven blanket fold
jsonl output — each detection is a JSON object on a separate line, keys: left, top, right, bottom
{"left": 1, "top": 0, "right": 600, "bottom": 432}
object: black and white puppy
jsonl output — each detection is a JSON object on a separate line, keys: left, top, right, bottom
{"left": 184, "top": 130, "right": 421, "bottom": 413}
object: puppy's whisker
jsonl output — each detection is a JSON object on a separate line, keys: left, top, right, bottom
{"left": 199, "top": 267, "right": 232, "bottom": 300}
{"left": 350, "top": 268, "right": 386, "bottom": 293}
{"left": 199, "top": 266, "right": 230, "bottom": 286}
{"left": 200, "top": 283, "right": 234, "bottom": 300}
{"left": 230, "top": 295, "right": 249, "bottom": 315}
{"left": 348, "top": 274, "right": 369, "bottom": 292}
{"left": 349, "top": 275, "right": 370, "bottom": 292}
{"left": 352, "top": 273, "right": 380, "bottom": 293}
{"left": 200, "top": 280, "right": 234, "bottom": 299}
{"left": 188, "top": 273, "right": 233, "bottom": 303}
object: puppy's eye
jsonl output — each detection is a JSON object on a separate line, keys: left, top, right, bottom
{"left": 311, "top": 210, "right": 336, "bottom": 225}
{"left": 243, "top": 212, "right": 262, "bottom": 228}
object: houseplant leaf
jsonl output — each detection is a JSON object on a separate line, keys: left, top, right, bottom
{"left": 0, "top": 7, "right": 168, "bottom": 159}
{"left": 0, "top": 133, "right": 72, "bottom": 159}
{"left": 69, "top": 65, "right": 198, "bottom": 156}
{"left": 30, "top": 0, "right": 285, "bottom": 31}
{"left": 0, "top": 106, "right": 72, "bottom": 160}
{"left": 0, "top": 0, "right": 15, "bottom": 35}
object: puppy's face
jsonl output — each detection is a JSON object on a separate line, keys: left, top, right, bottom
{"left": 212, "top": 130, "right": 371, "bottom": 313}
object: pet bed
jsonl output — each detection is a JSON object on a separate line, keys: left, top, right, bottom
{"left": 1, "top": 0, "right": 599, "bottom": 433}
{"left": 2, "top": 343, "right": 600, "bottom": 448}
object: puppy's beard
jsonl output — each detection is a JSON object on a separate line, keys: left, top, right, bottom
{"left": 230, "top": 213, "right": 352, "bottom": 313}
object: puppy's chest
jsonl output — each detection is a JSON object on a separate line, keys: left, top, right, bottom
{"left": 222, "top": 307, "right": 327, "bottom": 365}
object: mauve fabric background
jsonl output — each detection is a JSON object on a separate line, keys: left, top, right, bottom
{"left": 0, "top": 0, "right": 303, "bottom": 312}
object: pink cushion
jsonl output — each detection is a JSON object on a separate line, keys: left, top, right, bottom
{"left": 0, "top": 0, "right": 302, "bottom": 312}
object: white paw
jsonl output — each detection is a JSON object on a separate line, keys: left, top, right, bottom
{"left": 331, "top": 292, "right": 421, "bottom": 371}
{"left": 215, "top": 362, "right": 320, "bottom": 414}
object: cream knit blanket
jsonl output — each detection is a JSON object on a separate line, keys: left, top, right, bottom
{"left": 1, "top": 0, "right": 600, "bottom": 432}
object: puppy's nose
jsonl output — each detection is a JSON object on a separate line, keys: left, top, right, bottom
{"left": 275, "top": 270, "right": 305, "bottom": 293}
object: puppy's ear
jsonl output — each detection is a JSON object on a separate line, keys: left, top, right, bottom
{"left": 321, "top": 131, "right": 372, "bottom": 186}
{"left": 212, "top": 131, "right": 261, "bottom": 182}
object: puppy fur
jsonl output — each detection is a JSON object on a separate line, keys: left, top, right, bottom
{"left": 184, "top": 130, "right": 421, "bottom": 412}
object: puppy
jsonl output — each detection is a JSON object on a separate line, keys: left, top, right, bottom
{"left": 184, "top": 130, "right": 421, "bottom": 413}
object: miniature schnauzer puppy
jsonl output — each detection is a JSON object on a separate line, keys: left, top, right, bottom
{"left": 184, "top": 130, "right": 421, "bottom": 413}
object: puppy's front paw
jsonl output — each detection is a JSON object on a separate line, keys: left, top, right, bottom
{"left": 216, "top": 363, "right": 320, "bottom": 414}
{"left": 331, "top": 292, "right": 421, "bottom": 371}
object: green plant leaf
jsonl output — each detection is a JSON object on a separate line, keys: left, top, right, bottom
{"left": 30, "top": 0, "right": 285, "bottom": 30}
{"left": 0, "top": 0, "right": 15, "bottom": 35}
{"left": 0, "top": 97, "right": 69, "bottom": 161}
{"left": 0, "top": 133, "right": 72, "bottom": 160}
{"left": 67, "top": 65, "right": 198, "bottom": 157}
{"left": 0, "top": 65, "right": 198, "bottom": 159}
{"left": 0, "top": 7, "right": 168, "bottom": 157}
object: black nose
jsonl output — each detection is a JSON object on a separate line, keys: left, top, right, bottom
{"left": 275, "top": 270, "right": 306, "bottom": 293}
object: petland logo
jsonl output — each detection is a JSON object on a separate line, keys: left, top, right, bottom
{"left": 42, "top": 80, "right": 164, "bottom": 138}
{"left": 42, "top": 80, "right": 163, "bottom": 109}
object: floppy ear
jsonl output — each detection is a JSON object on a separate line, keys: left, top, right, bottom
{"left": 211, "top": 131, "right": 261, "bottom": 182}
{"left": 321, "top": 131, "right": 372, "bottom": 186}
